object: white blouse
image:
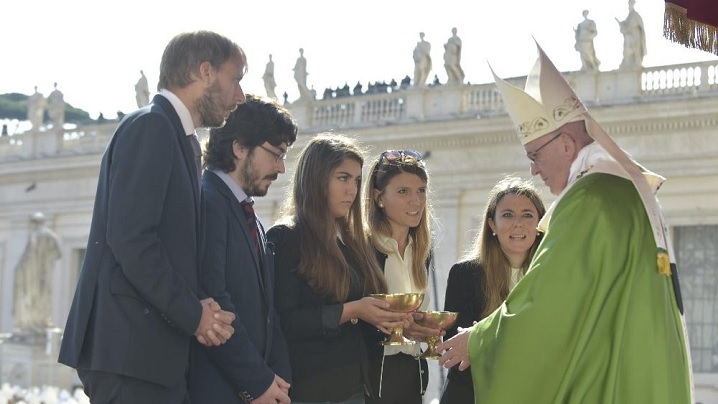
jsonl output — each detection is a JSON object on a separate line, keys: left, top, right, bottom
{"left": 375, "top": 234, "right": 429, "bottom": 357}
{"left": 510, "top": 267, "right": 523, "bottom": 291}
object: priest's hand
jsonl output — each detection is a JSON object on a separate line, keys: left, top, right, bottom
{"left": 436, "top": 325, "right": 472, "bottom": 371}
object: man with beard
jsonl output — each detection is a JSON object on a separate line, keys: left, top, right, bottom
{"left": 189, "top": 94, "right": 298, "bottom": 404}
{"left": 59, "top": 31, "right": 246, "bottom": 403}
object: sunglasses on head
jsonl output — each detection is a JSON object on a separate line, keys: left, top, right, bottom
{"left": 379, "top": 149, "right": 423, "bottom": 164}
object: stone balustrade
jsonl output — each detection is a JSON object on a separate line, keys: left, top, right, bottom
{"left": 2, "top": 60, "right": 717, "bottom": 162}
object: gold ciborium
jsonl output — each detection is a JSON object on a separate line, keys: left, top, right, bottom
{"left": 369, "top": 293, "right": 424, "bottom": 346}
{"left": 414, "top": 311, "right": 458, "bottom": 359}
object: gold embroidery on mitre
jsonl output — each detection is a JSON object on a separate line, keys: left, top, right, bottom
{"left": 657, "top": 250, "right": 671, "bottom": 276}
{"left": 553, "top": 96, "right": 582, "bottom": 121}
{"left": 517, "top": 117, "right": 550, "bottom": 136}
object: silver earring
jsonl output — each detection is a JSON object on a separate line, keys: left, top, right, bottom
{"left": 378, "top": 203, "right": 384, "bottom": 208}
{"left": 492, "top": 232, "right": 496, "bottom": 236}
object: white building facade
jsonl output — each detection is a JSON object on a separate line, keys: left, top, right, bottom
{"left": 1, "top": 62, "right": 717, "bottom": 401}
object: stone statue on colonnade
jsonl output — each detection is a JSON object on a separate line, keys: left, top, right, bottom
{"left": 12, "top": 212, "right": 62, "bottom": 333}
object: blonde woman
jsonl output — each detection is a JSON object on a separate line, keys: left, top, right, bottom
{"left": 363, "top": 150, "right": 440, "bottom": 404}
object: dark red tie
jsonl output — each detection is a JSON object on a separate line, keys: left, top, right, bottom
{"left": 240, "top": 200, "right": 260, "bottom": 256}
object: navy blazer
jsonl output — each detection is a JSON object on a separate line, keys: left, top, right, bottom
{"left": 58, "top": 95, "right": 203, "bottom": 387}
{"left": 188, "top": 171, "right": 291, "bottom": 403}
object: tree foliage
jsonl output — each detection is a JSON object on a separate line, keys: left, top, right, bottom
{"left": 0, "top": 93, "right": 92, "bottom": 123}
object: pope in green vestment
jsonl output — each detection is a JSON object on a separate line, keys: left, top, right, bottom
{"left": 438, "top": 43, "right": 692, "bottom": 403}
{"left": 468, "top": 167, "right": 691, "bottom": 403}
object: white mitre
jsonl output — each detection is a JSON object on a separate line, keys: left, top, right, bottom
{"left": 491, "top": 42, "right": 587, "bottom": 145}
{"left": 491, "top": 42, "right": 676, "bottom": 278}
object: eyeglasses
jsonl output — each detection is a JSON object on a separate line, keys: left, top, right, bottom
{"left": 257, "top": 144, "right": 287, "bottom": 163}
{"left": 379, "top": 150, "right": 423, "bottom": 164}
{"left": 526, "top": 133, "right": 562, "bottom": 163}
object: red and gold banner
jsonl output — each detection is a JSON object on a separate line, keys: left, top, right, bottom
{"left": 664, "top": 0, "right": 718, "bottom": 55}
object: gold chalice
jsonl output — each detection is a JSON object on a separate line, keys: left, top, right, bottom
{"left": 414, "top": 311, "right": 458, "bottom": 359}
{"left": 369, "top": 293, "right": 424, "bottom": 346}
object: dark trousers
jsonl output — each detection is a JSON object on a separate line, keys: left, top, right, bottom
{"left": 77, "top": 369, "right": 190, "bottom": 404}
{"left": 440, "top": 371, "right": 474, "bottom": 404}
{"left": 293, "top": 391, "right": 366, "bottom": 404}
{"left": 365, "top": 353, "right": 425, "bottom": 404}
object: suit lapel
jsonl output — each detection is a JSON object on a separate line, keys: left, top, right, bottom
{"left": 256, "top": 221, "right": 271, "bottom": 298}
{"left": 152, "top": 96, "right": 201, "bottom": 210}
{"left": 207, "top": 172, "right": 267, "bottom": 294}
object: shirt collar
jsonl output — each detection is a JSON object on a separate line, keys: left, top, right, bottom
{"left": 212, "top": 169, "right": 250, "bottom": 204}
{"left": 375, "top": 233, "right": 413, "bottom": 253}
{"left": 158, "top": 89, "right": 195, "bottom": 136}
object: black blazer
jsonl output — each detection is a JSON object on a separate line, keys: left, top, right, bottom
{"left": 268, "top": 224, "right": 370, "bottom": 402}
{"left": 188, "top": 171, "right": 291, "bottom": 403}
{"left": 58, "top": 95, "right": 203, "bottom": 387}
{"left": 440, "top": 259, "right": 487, "bottom": 404}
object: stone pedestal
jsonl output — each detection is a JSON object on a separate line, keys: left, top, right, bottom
{"left": 0, "top": 328, "right": 74, "bottom": 389}
{"left": 19, "top": 129, "right": 64, "bottom": 157}
{"left": 288, "top": 100, "right": 312, "bottom": 129}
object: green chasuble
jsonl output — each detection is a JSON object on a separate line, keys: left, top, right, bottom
{"left": 468, "top": 173, "right": 691, "bottom": 403}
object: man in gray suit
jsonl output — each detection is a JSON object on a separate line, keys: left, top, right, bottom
{"left": 59, "top": 31, "right": 247, "bottom": 403}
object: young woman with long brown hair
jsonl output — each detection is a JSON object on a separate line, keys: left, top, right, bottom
{"left": 268, "top": 134, "right": 409, "bottom": 404}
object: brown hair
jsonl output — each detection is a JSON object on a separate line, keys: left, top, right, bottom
{"left": 364, "top": 152, "right": 433, "bottom": 290}
{"left": 466, "top": 175, "right": 546, "bottom": 318}
{"left": 277, "top": 134, "right": 387, "bottom": 301}
{"left": 158, "top": 31, "right": 247, "bottom": 91}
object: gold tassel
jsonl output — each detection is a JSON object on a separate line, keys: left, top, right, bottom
{"left": 664, "top": 2, "right": 718, "bottom": 56}
{"left": 657, "top": 250, "right": 672, "bottom": 276}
